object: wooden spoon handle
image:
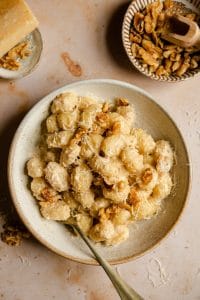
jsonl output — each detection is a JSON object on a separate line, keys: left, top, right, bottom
{"left": 73, "top": 225, "right": 143, "bottom": 300}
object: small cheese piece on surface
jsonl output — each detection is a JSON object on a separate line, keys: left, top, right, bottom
{"left": 0, "top": 0, "right": 39, "bottom": 58}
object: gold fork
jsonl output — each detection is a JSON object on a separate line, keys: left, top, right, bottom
{"left": 69, "top": 225, "right": 144, "bottom": 300}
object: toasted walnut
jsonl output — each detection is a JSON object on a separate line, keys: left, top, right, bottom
{"left": 98, "top": 207, "right": 109, "bottom": 222}
{"left": 0, "top": 41, "right": 31, "bottom": 71}
{"left": 70, "top": 128, "right": 87, "bottom": 146}
{"left": 142, "top": 168, "right": 153, "bottom": 184}
{"left": 96, "top": 112, "right": 109, "bottom": 123}
{"left": 142, "top": 39, "right": 162, "bottom": 59}
{"left": 144, "top": 15, "right": 154, "bottom": 34}
{"left": 128, "top": 188, "right": 140, "bottom": 206}
{"left": 163, "top": 0, "right": 173, "bottom": 9}
{"left": 131, "top": 43, "right": 139, "bottom": 58}
{"left": 130, "top": 30, "right": 142, "bottom": 44}
{"left": 40, "top": 187, "right": 61, "bottom": 202}
{"left": 170, "top": 53, "right": 181, "bottom": 62}
{"left": 138, "top": 47, "right": 159, "bottom": 68}
{"left": 171, "top": 60, "right": 182, "bottom": 72}
{"left": 149, "top": 64, "right": 159, "bottom": 73}
{"left": 102, "top": 102, "right": 110, "bottom": 113}
{"left": 163, "top": 49, "right": 174, "bottom": 59}
{"left": 149, "top": 1, "right": 163, "bottom": 20}
{"left": 116, "top": 98, "right": 129, "bottom": 106}
{"left": 156, "top": 65, "right": 168, "bottom": 76}
{"left": 190, "top": 58, "right": 198, "bottom": 69}
{"left": 164, "top": 59, "right": 172, "bottom": 73}
{"left": 134, "top": 12, "right": 144, "bottom": 33}
{"left": 176, "top": 60, "right": 190, "bottom": 76}
{"left": 1, "top": 223, "right": 31, "bottom": 246}
{"left": 152, "top": 31, "right": 164, "bottom": 48}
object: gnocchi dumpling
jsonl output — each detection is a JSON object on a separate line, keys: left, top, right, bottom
{"left": 78, "top": 96, "right": 97, "bottom": 110}
{"left": 138, "top": 165, "right": 158, "bottom": 191}
{"left": 89, "top": 155, "right": 128, "bottom": 185}
{"left": 40, "top": 201, "right": 70, "bottom": 221}
{"left": 71, "top": 163, "right": 93, "bottom": 192}
{"left": 108, "top": 112, "right": 131, "bottom": 135}
{"left": 154, "top": 140, "right": 173, "bottom": 173}
{"left": 89, "top": 220, "right": 116, "bottom": 242}
{"left": 106, "top": 225, "right": 129, "bottom": 246}
{"left": 153, "top": 172, "right": 172, "bottom": 200}
{"left": 80, "top": 133, "right": 103, "bottom": 159}
{"left": 27, "top": 157, "right": 45, "bottom": 178}
{"left": 46, "top": 131, "right": 73, "bottom": 148}
{"left": 60, "top": 143, "right": 81, "bottom": 167}
{"left": 51, "top": 92, "right": 78, "bottom": 113}
{"left": 132, "top": 128, "right": 156, "bottom": 154}
{"left": 116, "top": 105, "right": 135, "bottom": 128}
{"left": 44, "top": 162, "right": 69, "bottom": 192}
{"left": 57, "top": 109, "right": 80, "bottom": 130}
{"left": 46, "top": 114, "right": 59, "bottom": 133}
{"left": 103, "top": 180, "right": 130, "bottom": 203}
{"left": 30, "top": 177, "right": 48, "bottom": 200}
{"left": 120, "top": 146, "right": 144, "bottom": 174}
{"left": 101, "top": 134, "right": 126, "bottom": 157}
{"left": 111, "top": 209, "right": 131, "bottom": 225}
{"left": 132, "top": 198, "right": 161, "bottom": 220}
{"left": 74, "top": 190, "right": 95, "bottom": 209}
{"left": 63, "top": 191, "right": 79, "bottom": 209}
{"left": 79, "top": 104, "right": 102, "bottom": 130}
{"left": 90, "top": 198, "right": 110, "bottom": 217}
{"left": 75, "top": 213, "right": 93, "bottom": 233}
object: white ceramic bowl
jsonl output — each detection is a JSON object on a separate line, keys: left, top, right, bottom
{"left": 8, "top": 79, "right": 190, "bottom": 265}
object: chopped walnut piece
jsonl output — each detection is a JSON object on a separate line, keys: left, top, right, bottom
{"left": 40, "top": 187, "right": 61, "bottom": 202}
{"left": 1, "top": 222, "right": 31, "bottom": 246}
{"left": 134, "top": 12, "right": 145, "bottom": 33}
{"left": 96, "top": 112, "right": 110, "bottom": 129}
{"left": 128, "top": 188, "right": 140, "bottom": 206}
{"left": 116, "top": 98, "right": 129, "bottom": 106}
{"left": 0, "top": 41, "right": 31, "bottom": 71}
{"left": 142, "top": 168, "right": 153, "bottom": 184}
{"left": 102, "top": 102, "right": 110, "bottom": 113}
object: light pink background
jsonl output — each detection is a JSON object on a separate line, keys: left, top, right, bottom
{"left": 0, "top": 1, "right": 199, "bottom": 299}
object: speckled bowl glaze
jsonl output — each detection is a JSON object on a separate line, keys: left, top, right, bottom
{"left": 122, "top": 0, "right": 200, "bottom": 82}
{"left": 0, "top": 29, "right": 43, "bottom": 80}
{"left": 8, "top": 79, "right": 191, "bottom": 265}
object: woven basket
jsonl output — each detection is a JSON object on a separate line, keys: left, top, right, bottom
{"left": 122, "top": 0, "right": 200, "bottom": 82}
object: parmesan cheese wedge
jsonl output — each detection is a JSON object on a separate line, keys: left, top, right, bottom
{"left": 0, "top": 0, "right": 39, "bottom": 58}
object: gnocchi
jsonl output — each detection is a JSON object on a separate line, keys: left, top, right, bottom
{"left": 27, "top": 93, "right": 174, "bottom": 246}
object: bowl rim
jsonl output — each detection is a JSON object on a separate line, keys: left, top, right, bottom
{"left": 122, "top": 0, "right": 200, "bottom": 82}
{"left": 7, "top": 78, "right": 191, "bottom": 265}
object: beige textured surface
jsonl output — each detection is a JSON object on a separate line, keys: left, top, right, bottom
{"left": 0, "top": 1, "right": 199, "bottom": 299}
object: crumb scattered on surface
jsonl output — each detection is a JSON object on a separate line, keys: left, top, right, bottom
{"left": 61, "top": 52, "right": 82, "bottom": 77}
{"left": 1, "top": 222, "right": 31, "bottom": 246}
{"left": 0, "top": 41, "right": 31, "bottom": 71}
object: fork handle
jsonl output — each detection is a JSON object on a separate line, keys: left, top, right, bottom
{"left": 73, "top": 226, "right": 143, "bottom": 300}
